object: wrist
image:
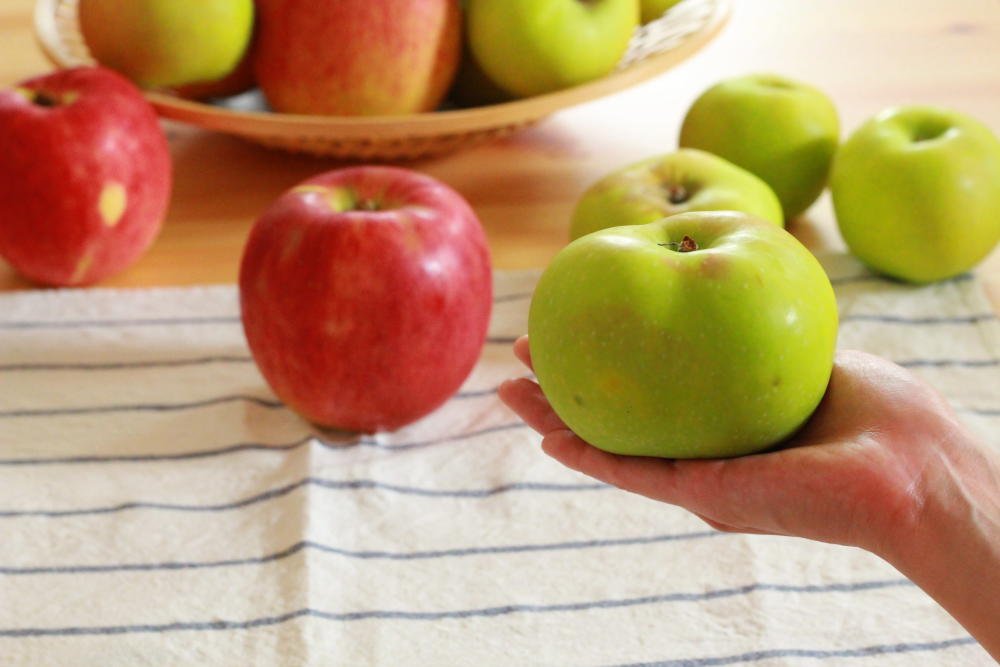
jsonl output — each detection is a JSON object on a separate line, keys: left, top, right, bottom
{"left": 878, "top": 423, "right": 1000, "bottom": 658}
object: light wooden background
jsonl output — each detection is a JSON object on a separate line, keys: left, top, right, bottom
{"left": 1, "top": 0, "right": 998, "bottom": 313}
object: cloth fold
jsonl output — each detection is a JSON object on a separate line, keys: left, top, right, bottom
{"left": 0, "top": 256, "right": 996, "bottom": 665}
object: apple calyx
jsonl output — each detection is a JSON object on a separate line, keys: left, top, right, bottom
{"left": 14, "top": 87, "right": 79, "bottom": 108}
{"left": 911, "top": 121, "right": 952, "bottom": 143}
{"left": 659, "top": 235, "right": 699, "bottom": 252}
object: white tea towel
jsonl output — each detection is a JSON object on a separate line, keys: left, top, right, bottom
{"left": 0, "top": 255, "right": 997, "bottom": 666}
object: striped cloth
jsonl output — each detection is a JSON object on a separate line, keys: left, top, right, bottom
{"left": 1, "top": 254, "right": 997, "bottom": 666}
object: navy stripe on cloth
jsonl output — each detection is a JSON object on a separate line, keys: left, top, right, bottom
{"left": 0, "top": 422, "right": 531, "bottom": 466}
{"left": 0, "top": 478, "right": 609, "bottom": 519}
{"left": 0, "top": 355, "right": 254, "bottom": 371}
{"left": 0, "top": 532, "right": 727, "bottom": 575}
{"left": 841, "top": 313, "right": 997, "bottom": 325}
{"left": 829, "top": 273, "right": 974, "bottom": 286}
{"left": 0, "top": 382, "right": 507, "bottom": 419}
{"left": 0, "top": 579, "right": 915, "bottom": 636}
{"left": 897, "top": 358, "right": 1000, "bottom": 368}
{"left": 609, "top": 637, "right": 978, "bottom": 667}
{"left": 0, "top": 394, "right": 284, "bottom": 418}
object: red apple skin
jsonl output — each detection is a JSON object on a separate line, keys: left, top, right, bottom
{"left": 239, "top": 166, "right": 493, "bottom": 432}
{"left": 254, "top": 0, "right": 462, "bottom": 115}
{"left": 0, "top": 66, "right": 171, "bottom": 286}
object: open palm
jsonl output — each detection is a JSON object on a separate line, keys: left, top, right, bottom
{"left": 499, "top": 335, "right": 975, "bottom": 556}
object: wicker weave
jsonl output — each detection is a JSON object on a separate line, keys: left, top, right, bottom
{"left": 34, "top": 0, "right": 729, "bottom": 160}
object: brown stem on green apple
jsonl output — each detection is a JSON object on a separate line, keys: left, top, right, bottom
{"left": 658, "top": 235, "right": 699, "bottom": 252}
{"left": 667, "top": 184, "right": 689, "bottom": 204}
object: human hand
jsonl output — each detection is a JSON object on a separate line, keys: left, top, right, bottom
{"left": 498, "top": 335, "right": 978, "bottom": 557}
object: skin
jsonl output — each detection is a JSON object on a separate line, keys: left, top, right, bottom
{"left": 831, "top": 106, "right": 1000, "bottom": 283}
{"left": 467, "top": 0, "right": 639, "bottom": 98}
{"left": 500, "top": 337, "right": 1000, "bottom": 661}
{"left": 679, "top": 73, "right": 840, "bottom": 220}
{"left": 570, "top": 148, "right": 784, "bottom": 240}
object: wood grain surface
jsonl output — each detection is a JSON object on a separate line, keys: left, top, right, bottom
{"left": 1, "top": 0, "right": 998, "bottom": 313}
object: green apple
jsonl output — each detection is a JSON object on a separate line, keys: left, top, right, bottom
{"left": 641, "top": 0, "right": 683, "bottom": 24}
{"left": 79, "top": 0, "right": 254, "bottom": 89}
{"left": 529, "top": 211, "right": 838, "bottom": 459}
{"left": 831, "top": 106, "right": 1000, "bottom": 283}
{"left": 467, "top": 0, "right": 639, "bottom": 98}
{"left": 569, "top": 148, "right": 783, "bottom": 240}
{"left": 679, "top": 73, "right": 840, "bottom": 220}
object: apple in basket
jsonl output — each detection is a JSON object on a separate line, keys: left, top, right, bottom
{"left": 79, "top": 0, "right": 255, "bottom": 89}
{"left": 254, "top": 0, "right": 462, "bottom": 115}
{"left": 831, "top": 105, "right": 1000, "bottom": 283}
{"left": 528, "top": 211, "right": 838, "bottom": 459}
{"left": 0, "top": 66, "right": 171, "bottom": 286}
{"left": 466, "top": 0, "right": 639, "bottom": 98}
{"left": 569, "top": 148, "right": 784, "bottom": 240}
{"left": 239, "top": 167, "right": 493, "bottom": 432}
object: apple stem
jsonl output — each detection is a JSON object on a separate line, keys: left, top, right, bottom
{"left": 667, "top": 184, "right": 689, "bottom": 204}
{"left": 658, "top": 235, "right": 699, "bottom": 252}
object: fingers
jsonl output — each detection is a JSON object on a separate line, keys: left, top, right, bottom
{"left": 513, "top": 335, "right": 532, "bottom": 371}
{"left": 498, "top": 377, "right": 569, "bottom": 435}
{"left": 540, "top": 428, "right": 698, "bottom": 506}
{"left": 692, "top": 512, "right": 774, "bottom": 536}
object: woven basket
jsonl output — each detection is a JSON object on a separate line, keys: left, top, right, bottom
{"left": 34, "top": 0, "right": 730, "bottom": 160}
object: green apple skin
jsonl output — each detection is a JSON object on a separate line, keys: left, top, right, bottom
{"left": 831, "top": 106, "right": 1000, "bottom": 283}
{"left": 467, "top": 0, "right": 639, "bottom": 98}
{"left": 679, "top": 73, "right": 840, "bottom": 220}
{"left": 641, "top": 0, "right": 683, "bottom": 24}
{"left": 569, "top": 148, "right": 784, "bottom": 240}
{"left": 79, "top": 0, "right": 254, "bottom": 89}
{"left": 528, "top": 211, "right": 838, "bottom": 459}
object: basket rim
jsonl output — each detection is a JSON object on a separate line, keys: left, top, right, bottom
{"left": 34, "top": 0, "right": 730, "bottom": 141}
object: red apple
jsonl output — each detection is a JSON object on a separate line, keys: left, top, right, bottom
{"left": 254, "top": 0, "right": 462, "bottom": 115}
{"left": 239, "top": 166, "right": 493, "bottom": 432}
{"left": 0, "top": 66, "right": 171, "bottom": 286}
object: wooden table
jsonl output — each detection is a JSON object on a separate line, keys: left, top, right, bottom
{"left": 1, "top": 0, "right": 999, "bottom": 313}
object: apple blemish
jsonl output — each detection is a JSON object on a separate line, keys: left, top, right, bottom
{"left": 98, "top": 182, "right": 127, "bottom": 227}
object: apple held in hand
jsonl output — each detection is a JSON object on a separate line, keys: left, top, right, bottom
{"left": 467, "top": 0, "right": 639, "bottom": 98}
{"left": 570, "top": 148, "right": 783, "bottom": 240}
{"left": 255, "top": 0, "right": 461, "bottom": 115}
{"left": 79, "top": 0, "right": 254, "bottom": 89}
{"left": 0, "top": 67, "right": 171, "bottom": 286}
{"left": 529, "top": 211, "right": 838, "bottom": 459}
{"left": 831, "top": 106, "right": 1000, "bottom": 283}
{"left": 239, "top": 167, "right": 493, "bottom": 432}
{"left": 680, "top": 73, "right": 840, "bottom": 219}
